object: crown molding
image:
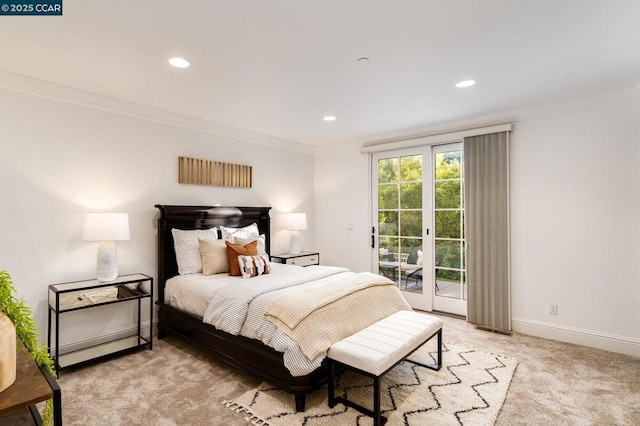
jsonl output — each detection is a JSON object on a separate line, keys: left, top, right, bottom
{"left": 0, "top": 69, "right": 313, "bottom": 155}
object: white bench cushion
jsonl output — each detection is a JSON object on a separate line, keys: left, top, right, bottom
{"left": 327, "top": 310, "right": 442, "bottom": 376}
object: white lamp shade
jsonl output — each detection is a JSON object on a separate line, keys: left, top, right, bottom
{"left": 83, "top": 213, "right": 130, "bottom": 241}
{"left": 283, "top": 213, "right": 307, "bottom": 231}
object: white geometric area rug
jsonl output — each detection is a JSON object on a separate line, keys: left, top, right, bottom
{"left": 225, "top": 342, "right": 518, "bottom": 426}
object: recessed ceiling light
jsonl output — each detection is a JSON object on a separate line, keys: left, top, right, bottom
{"left": 456, "top": 80, "right": 476, "bottom": 88}
{"left": 323, "top": 115, "right": 337, "bottom": 122}
{"left": 357, "top": 57, "right": 370, "bottom": 63}
{"left": 169, "top": 57, "right": 190, "bottom": 68}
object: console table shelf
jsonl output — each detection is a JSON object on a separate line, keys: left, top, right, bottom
{"left": 48, "top": 273, "right": 153, "bottom": 374}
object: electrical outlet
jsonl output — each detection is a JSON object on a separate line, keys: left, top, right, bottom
{"left": 549, "top": 303, "right": 558, "bottom": 315}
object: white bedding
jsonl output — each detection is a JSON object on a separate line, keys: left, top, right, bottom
{"left": 164, "top": 263, "right": 351, "bottom": 376}
{"left": 164, "top": 271, "right": 230, "bottom": 316}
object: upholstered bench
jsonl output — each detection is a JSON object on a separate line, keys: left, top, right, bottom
{"left": 327, "top": 310, "right": 443, "bottom": 426}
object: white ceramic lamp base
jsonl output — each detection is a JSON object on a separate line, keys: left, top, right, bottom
{"left": 289, "top": 230, "right": 302, "bottom": 255}
{"left": 96, "top": 242, "right": 118, "bottom": 282}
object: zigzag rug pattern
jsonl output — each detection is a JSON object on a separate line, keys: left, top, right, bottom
{"left": 225, "top": 342, "right": 518, "bottom": 426}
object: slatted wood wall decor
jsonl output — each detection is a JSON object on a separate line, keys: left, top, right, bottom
{"left": 178, "top": 156, "right": 252, "bottom": 188}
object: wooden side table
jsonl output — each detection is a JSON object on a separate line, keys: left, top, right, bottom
{"left": 0, "top": 342, "right": 62, "bottom": 425}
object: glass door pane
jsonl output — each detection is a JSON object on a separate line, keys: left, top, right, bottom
{"left": 377, "top": 155, "right": 422, "bottom": 283}
{"left": 377, "top": 157, "right": 400, "bottom": 283}
{"left": 433, "top": 145, "right": 467, "bottom": 314}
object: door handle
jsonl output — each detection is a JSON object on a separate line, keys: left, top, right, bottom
{"left": 371, "top": 226, "right": 375, "bottom": 248}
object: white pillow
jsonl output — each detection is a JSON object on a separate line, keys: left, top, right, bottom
{"left": 171, "top": 228, "right": 218, "bottom": 274}
{"left": 233, "top": 234, "right": 267, "bottom": 256}
{"left": 220, "top": 223, "right": 259, "bottom": 240}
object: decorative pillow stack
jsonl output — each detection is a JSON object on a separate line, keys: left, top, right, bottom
{"left": 173, "top": 223, "right": 270, "bottom": 278}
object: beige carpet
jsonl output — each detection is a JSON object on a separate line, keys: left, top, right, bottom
{"left": 225, "top": 342, "right": 518, "bottom": 425}
{"left": 5, "top": 313, "right": 639, "bottom": 425}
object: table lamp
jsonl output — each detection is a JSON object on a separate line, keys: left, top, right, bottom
{"left": 283, "top": 212, "right": 307, "bottom": 255}
{"left": 83, "top": 212, "right": 130, "bottom": 282}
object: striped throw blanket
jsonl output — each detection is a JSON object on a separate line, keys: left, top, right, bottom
{"left": 264, "top": 272, "right": 411, "bottom": 360}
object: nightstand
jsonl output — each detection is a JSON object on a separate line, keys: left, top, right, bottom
{"left": 47, "top": 273, "right": 153, "bottom": 374}
{"left": 271, "top": 252, "right": 319, "bottom": 267}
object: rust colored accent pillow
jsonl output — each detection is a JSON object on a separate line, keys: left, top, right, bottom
{"left": 225, "top": 240, "right": 258, "bottom": 276}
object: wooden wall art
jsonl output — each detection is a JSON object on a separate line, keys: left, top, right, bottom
{"left": 178, "top": 156, "right": 252, "bottom": 188}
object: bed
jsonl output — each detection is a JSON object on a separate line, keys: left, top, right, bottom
{"left": 155, "top": 204, "right": 330, "bottom": 411}
{"left": 154, "top": 204, "right": 409, "bottom": 411}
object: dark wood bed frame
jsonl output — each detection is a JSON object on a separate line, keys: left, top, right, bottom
{"left": 155, "top": 204, "right": 329, "bottom": 411}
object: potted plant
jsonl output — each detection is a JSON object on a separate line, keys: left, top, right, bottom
{"left": 0, "top": 271, "right": 56, "bottom": 424}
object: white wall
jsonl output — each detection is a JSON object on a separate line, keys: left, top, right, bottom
{"left": 314, "top": 148, "right": 371, "bottom": 272}
{"left": 509, "top": 89, "right": 640, "bottom": 353}
{"left": 0, "top": 88, "right": 315, "bottom": 347}
{"left": 314, "top": 87, "right": 640, "bottom": 356}
{"left": 2, "top": 82, "right": 639, "bottom": 357}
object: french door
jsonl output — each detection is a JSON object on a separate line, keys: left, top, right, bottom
{"left": 371, "top": 147, "right": 432, "bottom": 311}
{"left": 371, "top": 144, "right": 467, "bottom": 315}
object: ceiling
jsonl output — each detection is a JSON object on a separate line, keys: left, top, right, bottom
{"left": 1, "top": 0, "right": 639, "bottom": 147}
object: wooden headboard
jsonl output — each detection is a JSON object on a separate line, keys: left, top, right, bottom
{"left": 154, "top": 205, "right": 271, "bottom": 304}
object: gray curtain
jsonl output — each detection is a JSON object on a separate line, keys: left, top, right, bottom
{"left": 463, "top": 131, "right": 510, "bottom": 332}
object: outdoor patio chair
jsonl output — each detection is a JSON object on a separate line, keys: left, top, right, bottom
{"left": 404, "top": 259, "right": 440, "bottom": 291}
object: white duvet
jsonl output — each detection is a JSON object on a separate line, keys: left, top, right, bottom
{"left": 165, "top": 263, "right": 350, "bottom": 376}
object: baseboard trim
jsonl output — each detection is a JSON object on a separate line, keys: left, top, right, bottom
{"left": 55, "top": 320, "right": 155, "bottom": 356}
{"left": 55, "top": 318, "right": 640, "bottom": 359}
{"left": 512, "top": 318, "right": 640, "bottom": 358}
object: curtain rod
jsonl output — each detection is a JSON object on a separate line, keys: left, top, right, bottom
{"left": 360, "top": 123, "right": 513, "bottom": 153}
